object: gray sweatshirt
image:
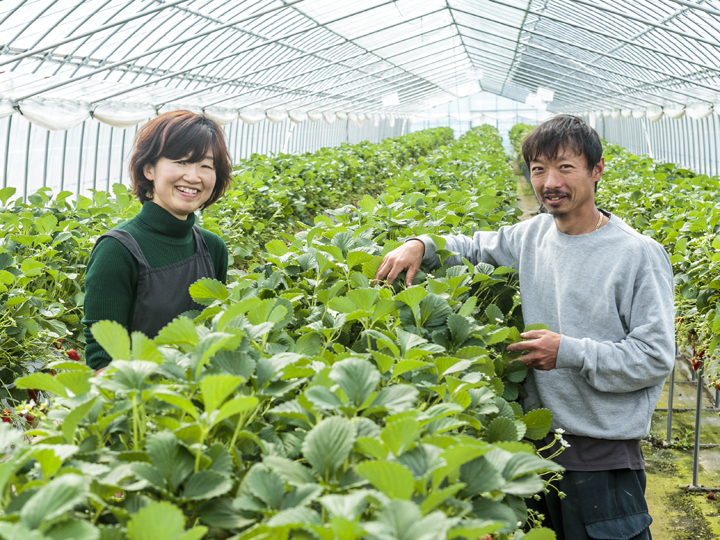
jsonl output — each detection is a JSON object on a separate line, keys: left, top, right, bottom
{"left": 417, "top": 213, "right": 675, "bottom": 440}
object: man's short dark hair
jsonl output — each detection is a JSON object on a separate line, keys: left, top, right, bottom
{"left": 522, "top": 114, "right": 603, "bottom": 172}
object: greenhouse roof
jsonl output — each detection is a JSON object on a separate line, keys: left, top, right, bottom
{"left": 1, "top": 0, "right": 719, "bottom": 129}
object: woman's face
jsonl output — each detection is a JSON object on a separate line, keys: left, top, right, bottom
{"left": 143, "top": 153, "right": 216, "bottom": 220}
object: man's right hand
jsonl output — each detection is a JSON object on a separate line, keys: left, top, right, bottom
{"left": 375, "top": 239, "right": 425, "bottom": 287}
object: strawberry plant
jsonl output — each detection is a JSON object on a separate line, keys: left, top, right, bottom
{"left": 597, "top": 142, "right": 720, "bottom": 384}
{"left": 0, "top": 129, "right": 452, "bottom": 400}
{"left": 508, "top": 124, "right": 535, "bottom": 166}
{"left": 0, "top": 125, "right": 559, "bottom": 539}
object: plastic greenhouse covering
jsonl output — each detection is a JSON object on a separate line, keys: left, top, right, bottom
{"left": 2, "top": 0, "right": 720, "bottom": 193}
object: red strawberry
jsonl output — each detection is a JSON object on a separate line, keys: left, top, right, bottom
{"left": 27, "top": 389, "right": 39, "bottom": 402}
{"left": 66, "top": 349, "right": 80, "bottom": 361}
{"left": 0, "top": 410, "right": 12, "bottom": 424}
{"left": 692, "top": 357, "right": 701, "bottom": 371}
{"left": 52, "top": 339, "right": 63, "bottom": 350}
{"left": 709, "top": 492, "right": 716, "bottom": 500}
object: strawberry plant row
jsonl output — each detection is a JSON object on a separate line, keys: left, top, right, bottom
{"left": 0, "top": 128, "right": 453, "bottom": 400}
{"left": 597, "top": 143, "right": 720, "bottom": 380}
{"left": 2, "top": 125, "right": 559, "bottom": 540}
{"left": 508, "top": 124, "right": 534, "bottom": 167}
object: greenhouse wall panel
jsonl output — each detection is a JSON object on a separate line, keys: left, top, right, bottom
{"left": 0, "top": 114, "right": 403, "bottom": 198}
{"left": 596, "top": 115, "right": 720, "bottom": 177}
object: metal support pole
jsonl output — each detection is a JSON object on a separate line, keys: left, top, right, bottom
{"left": 693, "top": 366, "right": 703, "bottom": 487}
{"left": 667, "top": 365, "right": 675, "bottom": 444}
{"left": 119, "top": 129, "right": 127, "bottom": 185}
{"left": 106, "top": 127, "right": 114, "bottom": 192}
{"left": 3, "top": 116, "right": 12, "bottom": 189}
{"left": 60, "top": 131, "right": 68, "bottom": 192}
{"left": 93, "top": 123, "right": 100, "bottom": 191}
{"left": 23, "top": 122, "right": 31, "bottom": 201}
{"left": 77, "top": 122, "right": 86, "bottom": 195}
{"left": 43, "top": 130, "right": 50, "bottom": 188}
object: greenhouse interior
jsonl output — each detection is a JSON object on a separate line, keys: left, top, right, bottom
{"left": 1, "top": 0, "right": 720, "bottom": 539}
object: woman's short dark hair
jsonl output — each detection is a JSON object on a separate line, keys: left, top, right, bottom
{"left": 522, "top": 114, "right": 603, "bottom": 172}
{"left": 129, "top": 110, "right": 233, "bottom": 208}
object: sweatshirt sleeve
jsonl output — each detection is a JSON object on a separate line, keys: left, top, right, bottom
{"left": 82, "top": 238, "right": 138, "bottom": 370}
{"left": 555, "top": 242, "right": 675, "bottom": 393}
{"left": 414, "top": 224, "right": 520, "bottom": 270}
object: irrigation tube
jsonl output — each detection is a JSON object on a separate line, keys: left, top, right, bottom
{"left": 693, "top": 366, "right": 703, "bottom": 487}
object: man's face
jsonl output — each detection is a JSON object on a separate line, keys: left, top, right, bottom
{"left": 529, "top": 148, "right": 604, "bottom": 218}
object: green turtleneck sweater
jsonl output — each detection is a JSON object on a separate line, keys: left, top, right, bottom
{"left": 82, "top": 202, "right": 228, "bottom": 370}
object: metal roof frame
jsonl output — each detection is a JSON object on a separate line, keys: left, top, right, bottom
{"left": 0, "top": 0, "right": 719, "bottom": 117}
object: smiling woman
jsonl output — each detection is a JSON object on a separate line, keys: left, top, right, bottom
{"left": 82, "top": 111, "right": 233, "bottom": 371}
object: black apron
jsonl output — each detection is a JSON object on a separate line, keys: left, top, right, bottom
{"left": 95, "top": 227, "right": 215, "bottom": 338}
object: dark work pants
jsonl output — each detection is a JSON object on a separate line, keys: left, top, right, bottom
{"left": 527, "top": 469, "right": 652, "bottom": 540}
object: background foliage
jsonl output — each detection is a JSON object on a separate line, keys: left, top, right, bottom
{"left": 597, "top": 143, "right": 720, "bottom": 385}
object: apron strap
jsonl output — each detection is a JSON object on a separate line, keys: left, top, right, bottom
{"left": 191, "top": 226, "right": 211, "bottom": 255}
{"left": 95, "top": 229, "right": 151, "bottom": 271}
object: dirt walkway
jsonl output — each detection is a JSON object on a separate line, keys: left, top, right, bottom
{"left": 512, "top": 162, "right": 542, "bottom": 222}
{"left": 645, "top": 358, "right": 720, "bottom": 539}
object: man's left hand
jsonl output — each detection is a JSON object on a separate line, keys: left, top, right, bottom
{"left": 506, "top": 330, "right": 561, "bottom": 371}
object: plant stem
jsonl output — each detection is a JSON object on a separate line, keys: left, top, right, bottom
{"left": 195, "top": 429, "right": 208, "bottom": 473}
{"left": 131, "top": 394, "right": 139, "bottom": 451}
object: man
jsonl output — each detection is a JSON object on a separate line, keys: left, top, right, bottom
{"left": 375, "top": 115, "right": 674, "bottom": 539}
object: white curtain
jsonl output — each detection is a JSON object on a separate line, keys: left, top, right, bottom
{"left": 93, "top": 102, "right": 155, "bottom": 128}
{"left": 266, "top": 109, "right": 288, "bottom": 123}
{"left": 203, "top": 107, "right": 238, "bottom": 125}
{"left": 686, "top": 103, "right": 713, "bottom": 120}
{"left": 20, "top": 98, "right": 90, "bottom": 131}
{"left": 158, "top": 103, "right": 202, "bottom": 115}
{"left": 664, "top": 105, "right": 685, "bottom": 119}
{"left": 646, "top": 106, "right": 663, "bottom": 122}
{"left": 239, "top": 109, "right": 266, "bottom": 124}
{"left": 0, "top": 100, "right": 14, "bottom": 119}
{"left": 288, "top": 109, "right": 308, "bottom": 123}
